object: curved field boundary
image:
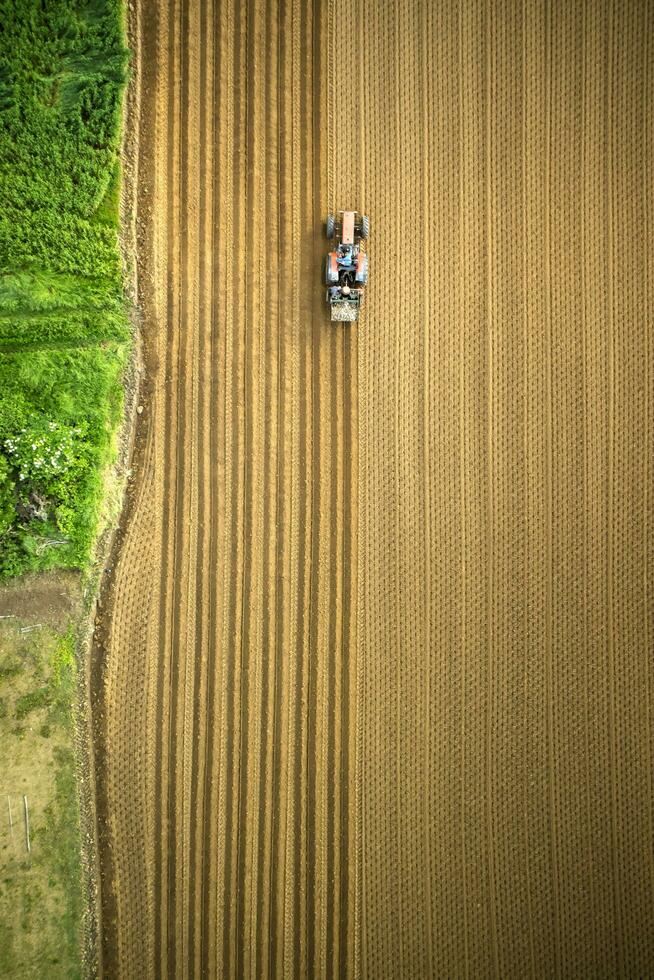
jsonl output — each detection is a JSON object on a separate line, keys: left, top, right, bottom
{"left": 93, "top": 1, "right": 654, "bottom": 977}
{"left": 92, "top": 0, "right": 356, "bottom": 976}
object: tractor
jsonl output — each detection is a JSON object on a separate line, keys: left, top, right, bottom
{"left": 324, "top": 210, "right": 369, "bottom": 322}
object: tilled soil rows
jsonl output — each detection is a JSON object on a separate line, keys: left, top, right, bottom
{"left": 351, "top": 2, "right": 654, "bottom": 977}
{"left": 95, "top": 0, "right": 355, "bottom": 976}
{"left": 93, "top": 0, "right": 654, "bottom": 977}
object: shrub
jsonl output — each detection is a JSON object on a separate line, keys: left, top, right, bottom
{"left": 4, "top": 419, "right": 89, "bottom": 488}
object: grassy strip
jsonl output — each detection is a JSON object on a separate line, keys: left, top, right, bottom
{"left": 0, "top": 314, "right": 127, "bottom": 349}
{"left": 0, "top": 0, "right": 129, "bottom": 579}
{"left": 0, "top": 3, "right": 131, "bottom": 974}
{"left": 0, "top": 623, "right": 83, "bottom": 979}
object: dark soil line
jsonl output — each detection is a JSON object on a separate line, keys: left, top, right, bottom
{"left": 152, "top": 0, "right": 179, "bottom": 971}
{"left": 164, "top": 0, "right": 193, "bottom": 971}
{"left": 234, "top": 0, "right": 257, "bottom": 967}
{"left": 220, "top": 3, "right": 246, "bottom": 972}
{"left": 199, "top": 0, "right": 224, "bottom": 969}
{"left": 253, "top": 0, "right": 276, "bottom": 970}
{"left": 88, "top": 3, "right": 160, "bottom": 980}
{"left": 268, "top": 0, "right": 288, "bottom": 970}
{"left": 188, "top": 0, "right": 211, "bottom": 972}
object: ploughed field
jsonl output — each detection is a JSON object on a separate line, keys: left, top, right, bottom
{"left": 94, "top": 0, "right": 654, "bottom": 976}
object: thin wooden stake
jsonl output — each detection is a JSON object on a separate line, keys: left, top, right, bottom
{"left": 7, "top": 796, "right": 13, "bottom": 837}
{"left": 23, "top": 795, "right": 30, "bottom": 853}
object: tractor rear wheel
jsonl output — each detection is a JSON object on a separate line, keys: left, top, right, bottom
{"left": 359, "top": 214, "right": 370, "bottom": 239}
{"left": 326, "top": 213, "right": 335, "bottom": 238}
{"left": 325, "top": 255, "right": 338, "bottom": 285}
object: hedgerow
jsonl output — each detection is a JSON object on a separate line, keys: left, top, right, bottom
{"left": 0, "top": 0, "right": 129, "bottom": 579}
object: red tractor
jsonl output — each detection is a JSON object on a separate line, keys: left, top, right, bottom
{"left": 324, "top": 210, "right": 369, "bottom": 321}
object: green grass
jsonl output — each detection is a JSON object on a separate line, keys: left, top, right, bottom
{"left": 0, "top": 625, "right": 83, "bottom": 979}
{"left": 15, "top": 686, "right": 51, "bottom": 719}
{"left": 94, "top": 156, "right": 122, "bottom": 226}
{"left": 0, "top": 271, "right": 129, "bottom": 349}
{"left": 0, "top": 0, "right": 129, "bottom": 579}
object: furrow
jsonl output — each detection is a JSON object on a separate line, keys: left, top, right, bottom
{"left": 187, "top": 0, "right": 213, "bottom": 974}
{"left": 220, "top": 0, "right": 247, "bottom": 971}
{"left": 152, "top": 0, "right": 180, "bottom": 972}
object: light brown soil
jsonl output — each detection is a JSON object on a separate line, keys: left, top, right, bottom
{"left": 94, "top": 0, "right": 355, "bottom": 976}
{"left": 351, "top": 2, "right": 654, "bottom": 977}
{"left": 93, "top": 0, "right": 654, "bottom": 977}
{"left": 0, "top": 571, "right": 81, "bottom": 630}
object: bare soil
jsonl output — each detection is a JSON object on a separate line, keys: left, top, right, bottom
{"left": 0, "top": 571, "right": 81, "bottom": 630}
{"left": 94, "top": 0, "right": 355, "bottom": 976}
{"left": 93, "top": 0, "right": 654, "bottom": 977}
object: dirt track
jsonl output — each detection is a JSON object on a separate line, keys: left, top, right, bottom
{"left": 93, "top": 0, "right": 654, "bottom": 976}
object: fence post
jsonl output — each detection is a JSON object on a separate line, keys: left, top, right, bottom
{"left": 23, "top": 795, "right": 30, "bottom": 854}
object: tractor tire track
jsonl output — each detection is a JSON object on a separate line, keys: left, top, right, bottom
{"left": 187, "top": 0, "right": 213, "bottom": 973}
{"left": 197, "top": 0, "right": 226, "bottom": 971}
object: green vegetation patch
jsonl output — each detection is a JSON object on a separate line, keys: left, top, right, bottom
{"left": 0, "top": 624, "right": 82, "bottom": 979}
{"left": 0, "top": 271, "right": 128, "bottom": 349}
{"left": 0, "top": 0, "right": 130, "bottom": 579}
{"left": 15, "top": 686, "right": 52, "bottom": 719}
{"left": 0, "top": 342, "right": 128, "bottom": 576}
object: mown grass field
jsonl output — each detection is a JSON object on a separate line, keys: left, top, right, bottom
{"left": 0, "top": 0, "right": 129, "bottom": 579}
{"left": 0, "top": 619, "right": 83, "bottom": 979}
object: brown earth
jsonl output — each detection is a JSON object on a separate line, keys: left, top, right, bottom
{"left": 93, "top": 0, "right": 654, "bottom": 977}
{"left": 0, "top": 571, "right": 81, "bottom": 630}
{"left": 94, "top": 0, "right": 355, "bottom": 976}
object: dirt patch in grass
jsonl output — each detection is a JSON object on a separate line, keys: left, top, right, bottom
{"left": 0, "top": 570, "right": 81, "bottom": 630}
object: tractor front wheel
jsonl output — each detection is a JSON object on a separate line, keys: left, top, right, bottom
{"left": 359, "top": 214, "right": 370, "bottom": 239}
{"left": 326, "top": 213, "right": 335, "bottom": 238}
